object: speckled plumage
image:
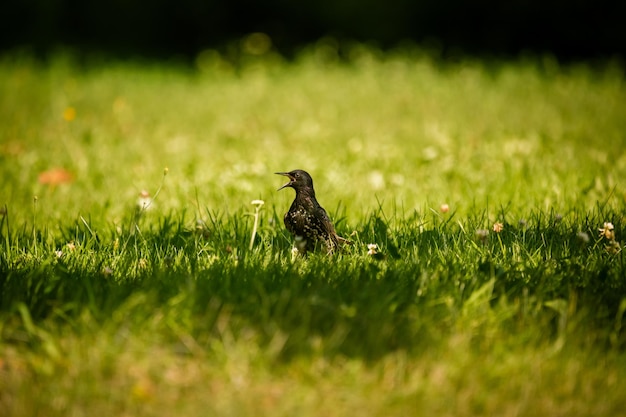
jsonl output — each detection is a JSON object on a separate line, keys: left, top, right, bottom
{"left": 276, "top": 169, "right": 349, "bottom": 254}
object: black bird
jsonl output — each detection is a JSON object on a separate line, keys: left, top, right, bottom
{"left": 276, "top": 169, "right": 350, "bottom": 254}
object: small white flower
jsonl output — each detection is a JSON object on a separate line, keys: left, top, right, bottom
{"left": 599, "top": 222, "right": 615, "bottom": 240}
{"left": 251, "top": 199, "right": 265, "bottom": 207}
{"left": 367, "top": 243, "right": 379, "bottom": 256}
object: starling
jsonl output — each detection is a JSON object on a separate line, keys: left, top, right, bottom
{"left": 276, "top": 169, "right": 350, "bottom": 254}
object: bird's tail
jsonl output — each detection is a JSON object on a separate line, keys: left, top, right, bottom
{"left": 325, "top": 233, "right": 352, "bottom": 255}
{"left": 336, "top": 235, "right": 352, "bottom": 246}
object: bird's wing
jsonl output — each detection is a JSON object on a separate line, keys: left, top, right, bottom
{"left": 317, "top": 205, "right": 352, "bottom": 245}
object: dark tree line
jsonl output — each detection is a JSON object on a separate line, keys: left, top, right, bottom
{"left": 2, "top": 0, "right": 624, "bottom": 61}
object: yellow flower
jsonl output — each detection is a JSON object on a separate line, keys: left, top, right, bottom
{"left": 63, "top": 107, "right": 76, "bottom": 121}
{"left": 493, "top": 222, "right": 504, "bottom": 233}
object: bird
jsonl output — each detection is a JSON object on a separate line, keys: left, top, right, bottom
{"left": 276, "top": 169, "right": 350, "bottom": 255}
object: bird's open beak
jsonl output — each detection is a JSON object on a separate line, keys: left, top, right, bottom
{"left": 275, "top": 172, "right": 293, "bottom": 190}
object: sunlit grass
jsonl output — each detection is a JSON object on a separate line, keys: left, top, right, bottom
{"left": 1, "top": 46, "right": 625, "bottom": 416}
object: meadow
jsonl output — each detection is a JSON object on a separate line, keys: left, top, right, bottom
{"left": 1, "top": 42, "right": 626, "bottom": 416}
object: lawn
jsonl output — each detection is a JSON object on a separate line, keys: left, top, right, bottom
{"left": 1, "top": 44, "right": 625, "bottom": 416}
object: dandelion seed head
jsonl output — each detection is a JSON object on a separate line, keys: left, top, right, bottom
{"left": 251, "top": 199, "right": 265, "bottom": 207}
{"left": 368, "top": 171, "right": 385, "bottom": 190}
{"left": 422, "top": 146, "right": 438, "bottom": 161}
{"left": 576, "top": 231, "right": 590, "bottom": 244}
{"left": 137, "top": 190, "right": 153, "bottom": 210}
{"left": 475, "top": 229, "right": 489, "bottom": 243}
{"left": 493, "top": 222, "right": 504, "bottom": 233}
{"left": 390, "top": 174, "right": 405, "bottom": 186}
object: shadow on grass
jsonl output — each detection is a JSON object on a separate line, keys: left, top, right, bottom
{"left": 1, "top": 208, "right": 625, "bottom": 361}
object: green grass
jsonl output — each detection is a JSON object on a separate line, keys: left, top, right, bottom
{"left": 1, "top": 45, "right": 626, "bottom": 416}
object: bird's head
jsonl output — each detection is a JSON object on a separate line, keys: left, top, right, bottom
{"left": 275, "top": 169, "right": 314, "bottom": 192}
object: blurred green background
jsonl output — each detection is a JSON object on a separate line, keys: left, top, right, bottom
{"left": 1, "top": 50, "right": 624, "bottom": 228}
